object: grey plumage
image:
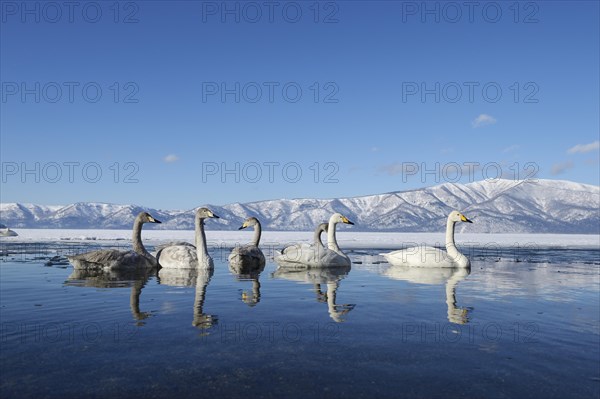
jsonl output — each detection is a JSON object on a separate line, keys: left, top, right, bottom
{"left": 228, "top": 216, "right": 266, "bottom": 269}
{"left": 67, "top": 212, "right": 161, "bottom": 270}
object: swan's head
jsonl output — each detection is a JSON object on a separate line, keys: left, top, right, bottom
{"left": 238, "top": 217, "right": 260, "bottom": 230}
{"left": 316, "top": 222, "right": 329, "bottom": 233}
{"left": 139, "top": 212, "right": 162, "bottom": 224}
{"left": 196, "top": 207, "right": 220, "bottom": 220}
{"left": 330, "top": 213, "right": 354, "bottom": 226}
{"left": 449, "top": 211, "right": 473, "bottom": 224}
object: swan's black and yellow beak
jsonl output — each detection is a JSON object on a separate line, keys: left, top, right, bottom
{"left": 238, "top": 222, "right": 247, "bottom": 230}
{"left": 149, "top": 216, "right": 162, "bottom": 224}
{"left": 460, "top": 214, "right": 473, "bottom": 223}
{"left": 210, "top": 212, "right": 220, "bottom": 219}
{"left": 342, "top": 216, "right": 354, "bottom": 225}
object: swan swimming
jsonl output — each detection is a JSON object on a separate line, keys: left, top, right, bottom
{"left": 276, "top": 213, "right": 354, "bottom": 267}
{"left": 380, "top": 210, "right": 473, "bottom": 268}
{"left": 274, "top": 222, "right": 328, "bottom": 266}
{"left": 67, "top": 212, "right": 162, "bottom": 270}
{"left": 154, "top": 207, "right": 219, "bottom": 269}
{"left": 228, "top": 217, "right": 266, "bottom": 269}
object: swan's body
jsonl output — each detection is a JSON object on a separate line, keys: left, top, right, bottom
{"left": 275, "top": 222, "right": 328, "bottom": 266}
{"left": 155, "top": 208, "right": 219, "bottom": 269}
{"left": 67, "top": 212, "right": 161, "bottom": 270}
{"left": 275, "top": 213, "right": 354, "bottom": 268}
{"left": 228, "top": 217, "right": 265, "bottom": 269}
{"left": 380, "top": 211, "right": 473, "bottom": 268}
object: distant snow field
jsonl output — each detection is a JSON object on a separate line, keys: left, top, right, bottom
{"left": 2, "top": 229, "right": 599, "bottom": 249}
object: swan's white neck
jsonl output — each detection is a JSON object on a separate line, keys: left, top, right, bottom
{"left": 445, "top": 218, "right": 469, "bottom": 267}
{"left": 327, "top": 218, "right": 342, "bottom": 254}
{"left": 195, "top": 216, "right": 209, "bottom": 263}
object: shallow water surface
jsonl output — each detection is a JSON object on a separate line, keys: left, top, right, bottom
{"left": 1, "top": 241, "right": 599, "bottom": 398}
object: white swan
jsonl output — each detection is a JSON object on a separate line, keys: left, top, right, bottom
{"left": 228, "top": 217, "right": 266, "bottom": 269}
{"left": 155, "top": 207, "right": 219, "bottom": 269}
{"left": 380, "top": 210, "right": 473, "bottom": 268}
{"left": 274, "top": 222, "right": 328, "bottom": 266}
{"left": 276, "top": 213, "right": 354, "bottom": 267}
{"left": 67, "top": 212, "right": 161, "bottom": 270}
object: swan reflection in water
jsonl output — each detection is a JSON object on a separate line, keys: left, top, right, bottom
{"left": 65, "top": 268, "right": 154, "bottom": 324}
{"left": 272, "top": 265, "right": 355, "bottom": 323}
{"left": 228, "top": 259, "right": 265, "bottom": 307}
{"left": 379, "top": 265, "right": 472, "bottom": 324}
{"left": 157, "top": 267, "right": 217, "bottom": 331}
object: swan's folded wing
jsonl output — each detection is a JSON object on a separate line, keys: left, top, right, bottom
{"left": 320, "top": 249, "right": 351, "bottom": 267}
{"left": 277, "top": 244, "right": 317, "bottom": 264}
{"left": 156, "top": 244, "right": 198, "bottom": 268}
{"left": 230, "top": 245, "right": 261, "bottom": 258}
{"left": 68, "top": 249, "right": 124, "bottom": 263}
{"left": 382, "top": 247, "right": 459, "bottom": 267}
{"left": 68, "top": 249, "right": 130, "bottom": 269}
{"left": 247, "top": 247, "right": 265, "bottom": 261}
{"left": 155, "top": 241, "right": 194, "bottom": 253}
{"left": 229, "top": 246, "right": 265, "bottom": 269}
{"left": 279, "top": 243, "right": 302, "bottom": 259}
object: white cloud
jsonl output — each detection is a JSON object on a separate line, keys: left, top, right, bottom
{"left": 502, "top": 144, "right": 520, "bottom": 153}
{"left": 471, "top": 114, "right": 497, "bottom": 128}
{"left": 379, "top": 163, "right": 409, "bottom": 176}
{"left": 551, "top": 161, "right": 574, "bottom": 176}
{"left": 567, "top": 140, "right": 599, "bottom": 154}
{"left": 164, "top": 154, "right": 179, "bottom": 163}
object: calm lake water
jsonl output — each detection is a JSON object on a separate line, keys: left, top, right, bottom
{"left": 1, "top": 240, "right": 599, "bottom": 398}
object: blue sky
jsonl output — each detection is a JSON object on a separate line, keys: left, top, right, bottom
{"left": 1, "top": 0, "right": 598, "bottom": 210}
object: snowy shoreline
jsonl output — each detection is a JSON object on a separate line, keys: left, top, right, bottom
{"left": 1, "top": 229, "right": 599, "bottom": 249}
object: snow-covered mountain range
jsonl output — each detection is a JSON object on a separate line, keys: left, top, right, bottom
{"left": 1, "top": 179, "right": 598, "bottom": 234}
